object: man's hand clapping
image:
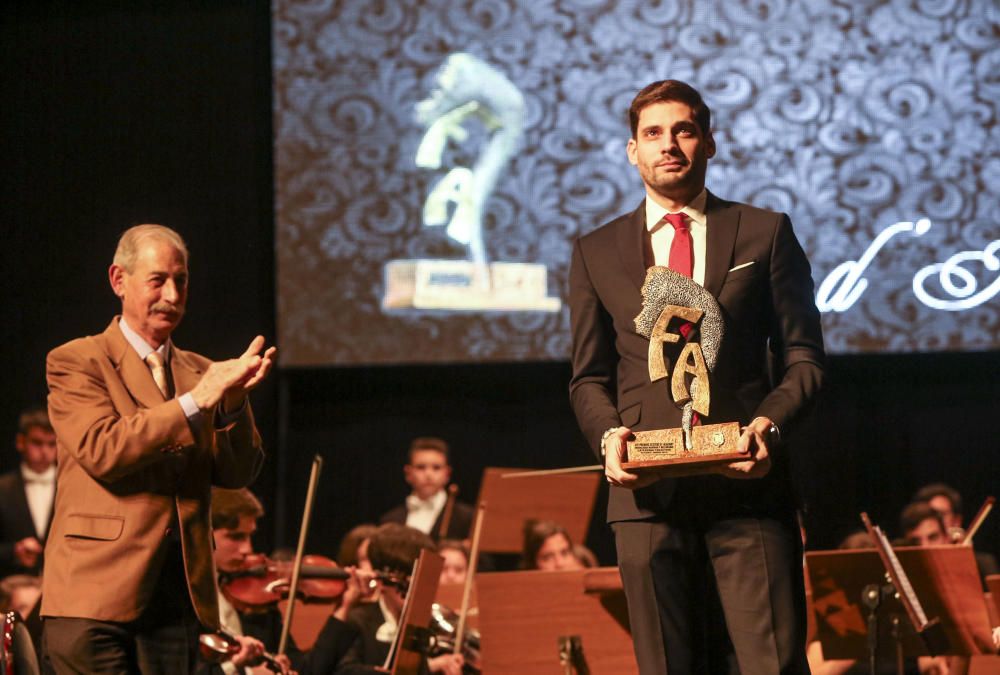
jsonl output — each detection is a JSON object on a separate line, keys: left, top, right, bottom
{"left": 189, "top": 336, "right": 277, "bottom": 413}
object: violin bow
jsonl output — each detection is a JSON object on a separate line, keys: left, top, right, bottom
{"left": 454, "top": 500, "right": 485, "bottom": 658}
{"left": 501, "top": 465, "right": 603, "bottom": 478}
{"left": 278, "top": 454, "right": 324, "bottom": 655}
{"left": 961, "top": 496, "right": 995, "bottom": 546}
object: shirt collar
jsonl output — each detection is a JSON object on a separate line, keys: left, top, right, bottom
{"left": 406, "top": 489, "right": 446, "bottom": 512}
{"left": 118, "top": 316, "right": 170, "bottom": 362}
{"left": 645, "top": 188, "right": 708, "bottom": 232}
{"left": 21, "top": 464, "right": 56, "bottom": 484}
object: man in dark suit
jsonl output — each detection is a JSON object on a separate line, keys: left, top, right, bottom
{"left": 0, "top": 408, "right": 57, "bottom": 579}
{"left": 569, "top": 80, "right": 825, "bottom": 674}
{"left": 43, "top": 224, "right": 276, "bottom": 674}
{"left": 379, "top": 438, "right": 474, "bottom": 542}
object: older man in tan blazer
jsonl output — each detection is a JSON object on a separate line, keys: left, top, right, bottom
{"left": 42, "top": 224, "right": 276, "bottom": 674}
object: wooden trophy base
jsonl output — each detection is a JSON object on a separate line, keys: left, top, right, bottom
{"left": 621, "top": 422, "right": 746, "bottom": 476}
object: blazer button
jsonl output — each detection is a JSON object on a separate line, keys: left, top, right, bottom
{"left": 164, "top": 527, "right": 173, "bottom": 537}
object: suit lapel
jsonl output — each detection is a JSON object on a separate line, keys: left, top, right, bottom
{"left": 10, "top": 474, "right": 38, "bottom": 538}
{"left": 617, "top": 201, "right": 648, "bottom": 292}
{"left": 703, "top": 191, "right": 740, "bottom": 299}
{"left": 103, "top": 318, "right": 169, "bottom": 410}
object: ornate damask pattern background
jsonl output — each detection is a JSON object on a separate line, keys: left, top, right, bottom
{"left": 274, "top": 0, "right": 1000, "bottom": 365}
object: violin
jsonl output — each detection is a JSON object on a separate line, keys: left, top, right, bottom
{"left": 220, "top": 553, "right": 349, "bottom": 612}
{"left": 428, "top": 603, "right": 481, "bottom": 673}
{"left": 199, "top": 630, "right": 286, "bottom": 673}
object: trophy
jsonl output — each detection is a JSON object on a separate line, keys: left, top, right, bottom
{"left": 382, "top": 53, "right": 560, "bottom": 313}
{"left": 621, "top": 267, "right": 746, "bottom": 473}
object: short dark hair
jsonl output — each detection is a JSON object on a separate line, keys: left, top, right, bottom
{"left": 18, "top": 407, "right": 52, "bottom": 435}
{"left": 629, "top": 80, "right": 712, "bottom": 139}
{"left": 899, "top": 501, "right": 946, "bottom": 539}
{"left": 522, "top": 519, "right": 572, "bottom": 570}
{"left": 367, "top": 523, "right": 435, "bottom": 577}
{"left": 913, "top": 483, "right": 962, "bottom": 515}
{"left": 337, "top": 523, "right": 378, "bottom": 567}
{"left": 211, "top": 488, "right": 264, "bottom": 531}
{"left": 408, "top": 436, "right": 450, "bottom": 464}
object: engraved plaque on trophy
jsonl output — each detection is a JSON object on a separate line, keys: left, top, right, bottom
{"left": 621, "top": 267, "right": 747, "bottom": 474}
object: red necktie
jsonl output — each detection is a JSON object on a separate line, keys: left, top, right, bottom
{"left": 665, "top": 213, "right": 698, "bottom": 425}
{"left": 665, "top": 213, "right": 692, "bottom": 278}
{"left": 665, "top": 212, "right": 694, "bottom": 343}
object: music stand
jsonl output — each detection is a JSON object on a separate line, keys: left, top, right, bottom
{"left": 386, "top": 550, "right": 444, "bottom": 675}
{"left": 476, "top": 467, "right": 600, "bottom": 554}
{"left": 476, "top": 567, "right": 636, "bottom": 674}
{"left": 436, "top": 581, "right": 479, "bottom": 632}
{"left": 986, "top": 575, "right": 1000, "bottom": 626}
{"left": 807, "top": 546, "right": 995, "bottom": 664}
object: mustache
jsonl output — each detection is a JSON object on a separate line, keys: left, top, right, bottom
{"left": 151, "top": 303, "right": 183, "bottom": 315}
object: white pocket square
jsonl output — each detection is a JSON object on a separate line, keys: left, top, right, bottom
{"left": 728, "top": 261, "right": 755, "bottom": 272}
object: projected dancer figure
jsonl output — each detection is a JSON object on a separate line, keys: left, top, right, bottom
{"left": 415, "top": 52, "right": 525, "bottom": 279}
{"left": 568, "top": 80, "right": 825, "bottom": 674}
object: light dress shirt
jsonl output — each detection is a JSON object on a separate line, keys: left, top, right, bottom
{"left": 118, "top": 317, "right": 201, "bottom": 419}
{"left": 216, "top": 590, "right": 246, "bottom": 675}
{"left": 374, "top": 595, "right": 399, "bottom": 644}
{"left": 20, "top": 464, "right": 55, "bottom": 538}
{"left": 645, "top": 188, "right": 708, "bottom": 286}
{"left": 404, "top": 489, "right": 446, "bottom": 535}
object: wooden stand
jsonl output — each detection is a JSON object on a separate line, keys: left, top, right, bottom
{"left": 806, "top": 546, "right": 995, "bottom": 660}
{"left": 476, "top": 467, "right": 599, "bottom": 554}
{"left": 386, "top": 550, "right": 444, "bottom": 675}
{"left": 476, "top": 567, "right": 637, "bottom": 674}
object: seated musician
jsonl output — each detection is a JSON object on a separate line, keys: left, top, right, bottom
{"left": 335, "top": 523, "right": 464, "bottom": 675}
{"left": 438, "top": 540, "right": 469, "bottom": 586}
{"left": 521, "top": 520, "right": 585, "bottom": 572}
{"left": 911, "top": 484, "right": 1000, "bottom": 583}
{"left": 203, "top": 488, "right": 363, "bottom": 675}
{"left": 337, "top": 524, "right": 379, "bottom": 604}
{"left": 379, "top": 438, "right": 473, "bottom": 542}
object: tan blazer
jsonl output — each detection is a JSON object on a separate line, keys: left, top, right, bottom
{"left": 42, "top": 318, "right": 264, "bottom": 627}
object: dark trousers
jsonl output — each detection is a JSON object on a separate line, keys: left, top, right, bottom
{"left": 613, "top": 515, "right": 809, "bottom": 675}
{"left": 43, "top": 543, "right": 202, "bottom": 675}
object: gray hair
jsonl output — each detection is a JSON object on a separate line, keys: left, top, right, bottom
{"left": 113, "top": 224, "right": 188, "bottom": 272}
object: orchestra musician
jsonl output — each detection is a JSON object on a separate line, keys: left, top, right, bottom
{"left": 0, "top": 407, "right": 57, "bottom": 579}
{"left": 380, "top": 438, "right": 473, "bottom": 542}
{"left": 335, "top": 523, "right": 464, "bottom": 675}
{"left": 521, "top": 520, "right": 585, "bottom": 572}
{"left": 42, "top": 224, "right": 275, "bottom": 674}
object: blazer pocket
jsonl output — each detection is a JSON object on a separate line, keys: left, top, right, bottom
{"left": 618, "top": 401, "right": 641, "bottom": 428}
{"left": 723, "top": 261, "right": 758, "bottom": 282}
{"left": 64, "top": 513, "right": 125, "bottom": 541}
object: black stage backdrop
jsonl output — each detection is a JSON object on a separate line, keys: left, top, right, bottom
{"left": 2, "top": 2, "right": 997, "bottom": 565}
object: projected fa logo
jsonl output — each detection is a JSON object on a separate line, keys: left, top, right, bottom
{"left": 381, "top": 53, "right": 560, "bottom": 313}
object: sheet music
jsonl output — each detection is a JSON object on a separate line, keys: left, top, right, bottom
{"left": 873, "top": 524, "right": 929, "bottom": 628}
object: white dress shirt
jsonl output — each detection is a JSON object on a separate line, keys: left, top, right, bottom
{"left": 20, "top": 464, "right": 55, "bottom": 538}
{"left": 645, "top": 188, "right": 708, "bottom": 286}
{"left": 217, "top": 590, "right": 246, "bottom": 675}
{"left": 404, "top": 489, "right": 446, "bottom": 535}
{"left": 118, "top": 316, "right": 201, "bottom": 419}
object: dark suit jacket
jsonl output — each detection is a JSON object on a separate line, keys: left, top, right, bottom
{"left": 0, "top": 469, "right": 53, "bottom": 577}
{"left": 569, "top": 193, "right": 825, "bottom": 523}
{"left": 42, "top": 318, "right": 264, "bottom": 627}
{"left": 380, "top": 499, "right": 475, "bottom": 541}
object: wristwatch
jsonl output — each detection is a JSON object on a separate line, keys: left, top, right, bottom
{"left": 600, "top": 426, "right": 621, "bottom": 457}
